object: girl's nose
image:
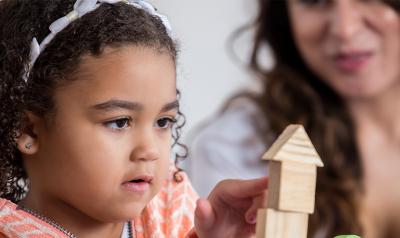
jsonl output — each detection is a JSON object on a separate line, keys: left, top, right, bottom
{"left": 130, "top": 130, "right": 160, "bottom": 162}
{"left": 329, "top": 0, "right": 362, "bottom": 41}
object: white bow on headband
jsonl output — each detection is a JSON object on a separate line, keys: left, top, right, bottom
{"left": 24, "top": 0, "right": 173, "bottom": 82}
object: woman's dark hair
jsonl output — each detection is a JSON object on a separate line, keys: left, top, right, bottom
{"left": 0, "top": 0, "right": 186, "bottom": 203}
{"left": 247, "top": 0, "right": 399, "bottom": 236}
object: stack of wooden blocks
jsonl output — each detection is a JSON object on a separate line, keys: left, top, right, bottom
{"left": 256, "top": 125, "right": 324, "bottom": 238}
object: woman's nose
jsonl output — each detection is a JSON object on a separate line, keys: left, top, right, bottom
{"left": 329, "top": 0, "right": 362, "bottom": 41}
{"left": 130, "top": 130, "right": 160, "bottom": 162}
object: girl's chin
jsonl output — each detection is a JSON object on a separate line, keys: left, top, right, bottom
{"left": 103, "top": 205, "right": 147, "bottom": 222}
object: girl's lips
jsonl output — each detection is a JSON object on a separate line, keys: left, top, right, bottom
{"left": 334, "top": 51, "right": 373, "bottom": 73}
{"left": 122, "top": 175, "right": 153, "bottom": 193}
{"left": 122, "top": 181, "right": 150, "bottom": 193}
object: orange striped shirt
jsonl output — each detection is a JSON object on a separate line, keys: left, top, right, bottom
{"left": 0, "top": 172, "right": 198, "bottom": 238}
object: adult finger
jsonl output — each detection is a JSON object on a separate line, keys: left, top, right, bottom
{"left": 214, "top": 177, "right": 268, "bottom": 199}
{"left": 244, "top": 189, "right": 268, "bottom": 224}
{"left": 194, "top": 198, "right": 216, "bottom": 232}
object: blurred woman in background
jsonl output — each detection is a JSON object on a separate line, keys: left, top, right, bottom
{"left": 189, "top": 0, "right": 400, "bottom": 237}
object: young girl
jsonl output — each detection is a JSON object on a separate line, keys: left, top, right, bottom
{"left": 0, "top": 0, "right": 267, "bottom": 237}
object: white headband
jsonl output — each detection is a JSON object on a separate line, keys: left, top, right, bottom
{"left": 23, "top": 0, "right": 173, "bottom": 82}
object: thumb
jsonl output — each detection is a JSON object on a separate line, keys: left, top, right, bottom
{"left": 194, "top": 198, "right": 216, "bottom": 231}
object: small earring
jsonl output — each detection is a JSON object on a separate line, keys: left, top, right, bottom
{"left": 25, "top": 143, "right": 32, "bottom": 149}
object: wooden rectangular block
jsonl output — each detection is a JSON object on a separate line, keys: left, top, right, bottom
{"left": 256, "top": 208, "right": 308, "bottom": 238}
{"left": 268, "top": 161, "right": 317, "bottom": 213}
{"left": 256, "top": 209, "right": 268, "bottom": 238}
{"left": 267, "top": 161, "right": 281, "bottom": 209}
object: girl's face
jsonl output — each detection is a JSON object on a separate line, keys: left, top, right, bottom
{"left": 287, "top": 0, "right": 400, "bottom": 99}
{"left": 26, "top": 46, "right": 176, "bottom": 222}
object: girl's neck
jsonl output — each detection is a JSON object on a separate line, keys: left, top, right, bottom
{"left": 347, "top": 81, "right": 400, "bottom": 142}
{"left": 20, "top": 193, "right": 125, "bottom": 238}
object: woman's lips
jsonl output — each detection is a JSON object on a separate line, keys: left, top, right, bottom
{"left": 334, "top": 51, "right": 373, "bottom": 73}
{"left": 122, "top": 175, "right": 153, "bottom": 193}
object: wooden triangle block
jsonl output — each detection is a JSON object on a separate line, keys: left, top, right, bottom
{"left": 262, "top": 124, "right": 323, "bottom": 167}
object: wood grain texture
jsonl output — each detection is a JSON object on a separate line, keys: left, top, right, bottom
{"left": 262, "top": 125, "right": 323, "bottom": 167}
{"left": 256, "top": 124, "right": 322, "bottom": 238}
{"left": 268, "top": 161, "right": 317, "bottom": 213}
{"left": 256, "top": 208, "right": 308, "bottom": 238}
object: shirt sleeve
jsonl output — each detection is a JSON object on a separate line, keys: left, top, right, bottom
{"left": 187, "top": 98, "right": 270, "bottom": 197}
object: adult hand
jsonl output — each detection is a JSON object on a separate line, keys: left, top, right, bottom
{"left": 193, "top": 177, "right": 268, "bottom": 238}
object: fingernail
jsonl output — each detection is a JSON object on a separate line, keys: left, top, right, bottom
{"left": 248, "top": 214, "right": 257, "bottom": 224}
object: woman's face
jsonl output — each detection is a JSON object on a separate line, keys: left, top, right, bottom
{"left": 287, "top": 0, "right": 400, "bottom": 99}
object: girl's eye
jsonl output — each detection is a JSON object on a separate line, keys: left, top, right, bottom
{"left": 155, "top": 117, "right": 176, "bottom": 129}
{"left": 104, "top": 118, "right": 130, "bottom": 130}
{"left": 297, "top": 0, "right": 329, "bottom": 5}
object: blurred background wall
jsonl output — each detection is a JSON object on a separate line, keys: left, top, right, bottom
{"left": 149, "top": 0, "right": 264, "bottom": 141}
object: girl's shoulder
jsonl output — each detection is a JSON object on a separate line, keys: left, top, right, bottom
{"left": 156, "top": 167, "right": 198, "bottom": 207}
{"left": 0, "top": 198, "right": 67, "bottom": 237}
{"left": 132, "top": 168, "right": 198, "bottom": 238}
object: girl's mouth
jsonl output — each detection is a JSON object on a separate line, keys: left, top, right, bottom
{"left": 122, "top": 175, "right": 153, "bottom": 193}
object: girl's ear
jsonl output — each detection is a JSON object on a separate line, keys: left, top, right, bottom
{"left": 17, "top": 112, "right": 42, "bottom": 155}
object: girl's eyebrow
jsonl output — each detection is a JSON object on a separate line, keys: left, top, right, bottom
{"left": 90, "top": 100, "right": 143, "bottom": 112}
{"left": 161, "top": 100, "right": 179, "bottom": 112}
{"left": 89, "top": 99, "right": 179, "bottom": 112}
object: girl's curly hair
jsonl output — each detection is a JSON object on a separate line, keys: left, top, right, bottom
{"left": 0, "top": 0, "right": 187, "bottom": 203}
